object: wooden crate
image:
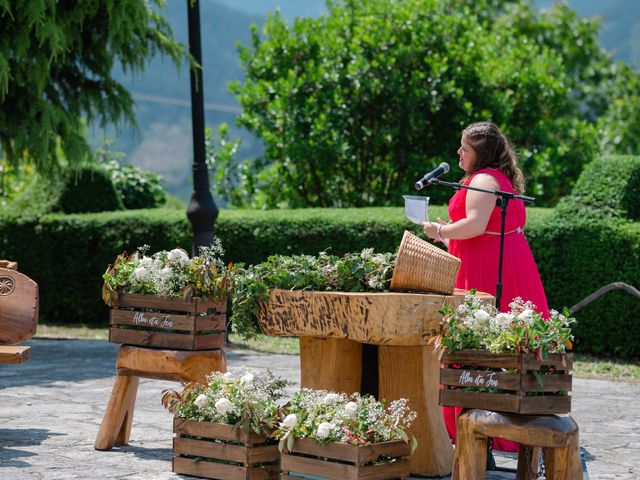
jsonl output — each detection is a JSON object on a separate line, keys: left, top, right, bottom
{"left": 109, "top": 293, "right": 226, "bottom": 350}
{"left": 281, "top": 438, "right": 412, "bottom": 480}
{"left": 439, "top": 349, "right": 573, "bottom": 414}
{"left": 173, "top": 417, "right": 279, "bottom": 480}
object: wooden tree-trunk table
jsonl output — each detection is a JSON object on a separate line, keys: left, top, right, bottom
{"left": 258, "top": 288, "right": 494, "bottom": 477}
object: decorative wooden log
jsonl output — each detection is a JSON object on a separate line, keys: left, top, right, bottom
{"left": 299, "top": 337, "right": 362, "bottom": 393}
{"left": 379, "top": 344, "right": 454, "bottom": 476}
{"left": 258, "top": 288, "right": 493, "bottom": 346}
{"left": 0, "top": 267, "right": 38, "bottom": 344}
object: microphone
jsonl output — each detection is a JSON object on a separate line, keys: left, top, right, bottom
{"left": 415, "top": 162, "right": 450, "bottom": 190}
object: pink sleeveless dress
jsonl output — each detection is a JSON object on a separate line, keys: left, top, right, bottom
{"left": 443, "top": 168, "right": 549, "bottom": 452}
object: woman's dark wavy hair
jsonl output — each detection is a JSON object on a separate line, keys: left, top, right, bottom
{"left": 462, "top": 122, "right": 525, "bottom": 194}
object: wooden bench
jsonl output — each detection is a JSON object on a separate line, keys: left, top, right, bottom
{"left": 95, "top": 345, "right": 226, "bottom": 450}
{"left": 0, "top": 260, "right": 38, "bottom": 364}
{"left": 453, "top": 409, "right": 581, "bottom": 479}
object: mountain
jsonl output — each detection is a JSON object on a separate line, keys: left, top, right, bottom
{"left": 96, "top": 0, "right": 640, "bottom": 203}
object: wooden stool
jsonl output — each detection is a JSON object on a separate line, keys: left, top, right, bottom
{"left": 95, "top": 345, "right": 226, "bottom": 450}
{"left": 453, "top": 409, "right": 581, "bottom": 480}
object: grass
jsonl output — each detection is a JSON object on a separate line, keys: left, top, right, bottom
{"left": 35, "top": 325, "right": 639, "bottom": 381}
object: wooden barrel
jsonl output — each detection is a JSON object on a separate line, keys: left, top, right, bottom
{"left": 0, "top": 267, "right": 39, "bottom": 344}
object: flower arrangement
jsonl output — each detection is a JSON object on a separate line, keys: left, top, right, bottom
{"left": 102, "top": 238, "right": 233, "bottom": 306}
{"left": 274, "top": 389, "right": 417, "bottom": 452}
{"left": 436, "top": 291, "right": 575, "bottom": 359}
{"left": 231, "top": 248, "right": 396, "bottom": 339}
{"left": 162, "top": 368, "right": 291, "bottom": 435}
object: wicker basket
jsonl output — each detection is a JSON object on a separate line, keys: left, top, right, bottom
{"left": 390, "top": 230, "right": 461, "bottom": 295}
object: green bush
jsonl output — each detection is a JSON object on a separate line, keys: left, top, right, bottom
{"left": 103, "top": 160, "right": 166, "bottom": 209}
{"left": 8, "top": 165, "right": 124, "bottom": 216}
{"left": 555, "top": 155, "right": 640, "bottom": 221}
{"left": 58, "top": 165, "right": 124, "bottom": 213}
{"left": 532, "top": 219, "right": 639, "bottom": 357}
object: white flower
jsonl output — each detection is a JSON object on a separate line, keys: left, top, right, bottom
{"left": 194, "top": 394, "right": 208, "bottom": 410}
{"left": 133, "top": 267, "right": 148, "bottom": 282}
{"left": 344, "top": 401, "right": 358, "bottom": 417}
{"left": 494, "top": 312, "right": 514, "bottom": 327}
{"left": 215, "top": 398, "right": 233, "bottom": 415}
{"left": 323, "top": 393, "right": 340, "bottom": 404}
{"left": 139, "top": 257, "right": 153, "bottom": 268}
{"left": 240, "top": 373, "right": 254, "bottom": 385}
{"left": 518, "top": 309, "right": 534, "bottom": 324}
{"left": 474, "top": 309, "right": 490, "bottom": 323}
{"left": 281, "top": 413, "right": 298, "bottom": 429}
{"left": 168, "top": 248, "right": 190, "bottom": 265}
{"left": 222, "top": 372, "right": 234, "bottom": 382}
{"left": 316, "top": 422, "right": 332, "bottom": 439}
{"left": 160, "top": 267, "right": 173, "bottom": 280}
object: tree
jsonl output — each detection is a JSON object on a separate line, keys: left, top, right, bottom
{"left": 0, "top": 0, "right": 185, "bottom": 173}
{"left": 224, "top": 0, "right": 638, "bottom": 207}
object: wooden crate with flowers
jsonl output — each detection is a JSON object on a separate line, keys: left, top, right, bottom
{"left": 163, "top": 368, "right": 289, "bottom": 480}
{"left": 437, "top": 294, "right": 575, "bottom": 414}
{"left": 277, "top": 390, "right": 416, "bottom": 480}
{"left": 102, "top": 242, "right": 232, "bottom": 350}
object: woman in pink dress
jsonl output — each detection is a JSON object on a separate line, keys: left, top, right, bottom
{"left": 423, "top": 121, "right": 549, "bottom": 453}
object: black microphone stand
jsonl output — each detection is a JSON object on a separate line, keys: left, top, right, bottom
{"left": 429, "top": 178, "right": 536, "bottom": 310}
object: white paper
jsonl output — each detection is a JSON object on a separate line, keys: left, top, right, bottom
{"left": 403, "top": 195, "right": 429, "bottom": 224}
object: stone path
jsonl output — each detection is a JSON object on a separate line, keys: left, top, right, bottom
{"left": 1, "top": 338, "right": 639, "bottom": 479}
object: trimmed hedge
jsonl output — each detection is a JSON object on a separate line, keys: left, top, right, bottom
{"left": 555, "top": 155, "right": 640, "bottom": 221}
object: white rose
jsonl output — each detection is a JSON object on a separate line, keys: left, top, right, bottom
{"left": 323, "top": 393, "right": 340, "bottom": 404}
{"left": 344, "top": 401, "right": 358, "bottom": 417}
{"left": 139, "top": 257, "right": 153, "bottom": 268}
{"left": 518, "top": 309, "right": 534, "bottom": 323}
{"left": 168, "top": 248, "right": 190, "bottom": 265}
{"left": 240, "top": 373, "right": 254, "bottom": 385}
{"left": 281, "top": 413, "right": 298, "bottom": 429}
{"left": 215, "top": 398, "right": 233, "bottom": 415}
{"left": 194, "top": 394, "right": 208, "bottom": 410}
{"left": 160, "top": 267, "right": 173, "bottom": 280}
{"left": 474, "top": 309, "right": 490, "bottom": 323}
{"left": 133, "top": 266, "right": 148, "bottom": 282}
{"left": 494, "top": 312, "right": 514, "bottom": 327}
{"left": 222, "top": 372, "right": 234, "bottom": 382}
{"left": 316, "top": 422, "right": 332, "bottom": 439}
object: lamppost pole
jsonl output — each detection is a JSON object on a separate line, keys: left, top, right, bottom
{"left": 186, "top": 0, "right": 218, "bottom": 256}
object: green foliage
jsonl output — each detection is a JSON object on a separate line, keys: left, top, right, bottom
{"left": 532, "top": 219, "right": 640, "bottom": 357}
{"left": 96, "top": 142, "right": 167, "bottom": 209}
{"left": 103, "top": 161, "right": 166, "bottom": 210}
{"left": 0, "top": 0, "right": 185, "bottom": 173}
{"left": 555, "top": 155, "right": 640, "bottom": 221}
{"left": 59, "top": 166, "right": 124, "bottom": 214}
{"left": 0, "top": 157, "right": 34, "bottom": 207}
{"left": 226, "top": 0, "right": 637, "bottom": 207}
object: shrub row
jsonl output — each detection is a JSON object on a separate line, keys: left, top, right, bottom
{"left": 0, "top": 203, "right": 636, "bottom": 357}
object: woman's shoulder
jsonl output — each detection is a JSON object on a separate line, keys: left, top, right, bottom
{"left": 468, "top": 170, "right": 501, "bottom": 189}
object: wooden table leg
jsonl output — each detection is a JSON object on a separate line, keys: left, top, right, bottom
{"left": 95, "top": 374, "right": 139, "bottom": 450}
{"left": 299, "top": 337, "right": 362, "bottom": 393}
{"left": 378, "top": 344, "right": 454, "bottom": 477}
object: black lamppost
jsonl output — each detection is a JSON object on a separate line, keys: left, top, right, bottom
{"left": 186, "top": 0, "right": 218, "bottom": 256}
